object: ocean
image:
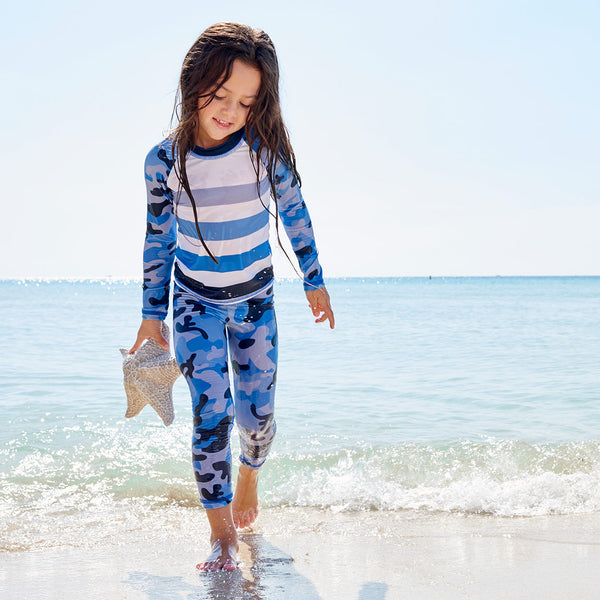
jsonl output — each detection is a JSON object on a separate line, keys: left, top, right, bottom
{"left": 1, "top": 276, "right": 599, "bottom": 553}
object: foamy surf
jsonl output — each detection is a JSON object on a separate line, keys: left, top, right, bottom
{"left": 2, "top": 418, "right": 600, "bottom": 552}
{"left": 264, "top": 438, "right": 600, "bottom": 516}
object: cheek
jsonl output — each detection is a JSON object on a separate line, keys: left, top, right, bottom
{"left": 242, "top": 106, "right": 254, "bottom": 122}
{"left": 195, "top": 105, "right": 206, "bottom": 124}
{"left": 197, "top": 96, "right": 215, "bottom": 115}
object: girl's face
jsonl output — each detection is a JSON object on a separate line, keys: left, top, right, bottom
{"left": 195, "top": 59, "right": 261, "bottom": 149}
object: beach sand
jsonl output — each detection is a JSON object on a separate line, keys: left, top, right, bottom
{"left": 2, "top": 508, "right": 599, "bottom": 600}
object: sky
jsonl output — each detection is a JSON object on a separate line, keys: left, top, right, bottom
{"left": 1, "top": 0, "right": 599, "bottom": 278}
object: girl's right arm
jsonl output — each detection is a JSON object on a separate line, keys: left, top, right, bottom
{"left": 130, "top": 141, "right": 177, "bottom": 353}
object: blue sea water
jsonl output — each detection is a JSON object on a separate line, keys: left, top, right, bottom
{"left": 1, "top": 277, "right": 599, "bottom": 551}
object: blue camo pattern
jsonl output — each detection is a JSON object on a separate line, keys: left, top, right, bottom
{"left": 142, "top": 140, "right": 177, "bottom": 319}
{"left": 172, "top": 282, "right": 277, "bottom": 508}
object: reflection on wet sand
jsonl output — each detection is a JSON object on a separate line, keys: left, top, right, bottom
{"left": 123, "top": 533, "right": 323, "bottom": 600}
{"left": 199, "top": 533, "right": 323, "bottom": 600}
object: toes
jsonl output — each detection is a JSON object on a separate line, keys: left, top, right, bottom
{"left": 196, "top": 561, "right": 222, "bottom": 572}
{"left": 196, "top": 560, "right": 219, "bottom": 572}
{"left": 222, "top": 559, "right": 237, "bottom": 571}
{"left": 233, "top": 509, "right": 257, "bottom": 530}
{"left": 196, "top": 558, "right": 238, "bottom": 573}
{"left": 235, "top": 511, "right": 247, "bottom": 529}
{"left": 232, "top": 509, "right": 244, "bottom": 529}
{"left": 238, "top": 509, "right": 257, "bottom": 529}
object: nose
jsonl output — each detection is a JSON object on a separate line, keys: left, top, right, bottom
{"left": 220, "top": 98, "right": 238, "bottom": 120}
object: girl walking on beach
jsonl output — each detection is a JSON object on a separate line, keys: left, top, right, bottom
{"left": 129, "top": 22, "right": 334, "bottom": 572}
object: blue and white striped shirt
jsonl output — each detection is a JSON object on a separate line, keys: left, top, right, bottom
{"left": 142, "top": 129, "right": 324, "bottom": 320}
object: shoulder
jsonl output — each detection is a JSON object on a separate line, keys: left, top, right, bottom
{"left": 244, "top": 130, "right": 290, "bottom": 173}
{"left": 145, "top": 138, "right": 174, "bottom": 175}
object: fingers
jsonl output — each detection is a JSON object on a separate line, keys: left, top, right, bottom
{"left": 129, "top": 320, "right": 170, "bottom": 353}
{"left": 318, "top": 290, "right": 335, "bottom": 329}
{"left": 314, "top": 304, "right": 335, "bottom": 329}
{"left": 321, "top": 303, "right": 335, "bottom": 329}
{"left": 306, "top": 288, "right": 335, "bottom": 329}
{"left": 129, "top": 334, "right": 169, "bottom": 353}
{"left": 128, "top": 333, "right": 146, "bottom": 354}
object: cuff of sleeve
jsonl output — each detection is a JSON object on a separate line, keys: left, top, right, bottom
{"left": 142, "top": 283, "right": 170, "bottom": 320}
{"left": 302, "top": 268, "right": 324, "bottom": 291}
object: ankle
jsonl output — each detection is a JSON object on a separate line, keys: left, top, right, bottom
{"left": 238, "top": 464, "right": 259, "bottom": 480}
{"left": 205, "top": 505, "right": 237, "bottom": 541}
{"left": 210, "top": 532, "right": 238, "bottom": 546}
{"left": 209, "top": 521, "right": 238, "bottom": 545}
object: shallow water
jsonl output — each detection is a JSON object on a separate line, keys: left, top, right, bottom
{"left": 1, "top": 277, "right": 599, "bottom": 551}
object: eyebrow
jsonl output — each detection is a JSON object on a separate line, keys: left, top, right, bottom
{"left": 221, "top": 85, "right": 257, "bottom": 99}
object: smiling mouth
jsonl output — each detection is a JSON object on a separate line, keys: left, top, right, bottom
{"left": 214, "top": 118, "right": 232, "bottom": 128}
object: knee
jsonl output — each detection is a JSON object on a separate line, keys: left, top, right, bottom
{"left": 193, "top": 414, "right": 234, "bottom": 453}
{"left": 238, "top": 416, "right": 276, "bottom": 447}
{"left": 238, "top": 408, "right": 275, "bottom": 438}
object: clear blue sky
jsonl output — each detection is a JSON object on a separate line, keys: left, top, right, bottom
{"left": 2, "top": 0, "right": 598, "bottom": 278}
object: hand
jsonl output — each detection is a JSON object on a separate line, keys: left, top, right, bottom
{"left": 305, "top": 287, "right": 335, "bottom": 329}
{"left": 129, "top": 319, "right": 170, "bottom": 354}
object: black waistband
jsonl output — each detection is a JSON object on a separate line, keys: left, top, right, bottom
{"left": 173, "top": 263, "right": 274, "bottom": 302}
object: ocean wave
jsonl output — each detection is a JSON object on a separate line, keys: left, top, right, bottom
{"left": 262, "top": 439, "right": 600, "bottom": 516}
{"left": 2, "top": 423, "right": 600, "bottom": 549}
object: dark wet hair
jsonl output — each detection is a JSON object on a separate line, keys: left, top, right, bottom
{"left": 171, "top": 22, "right": 301, "bottom": 264}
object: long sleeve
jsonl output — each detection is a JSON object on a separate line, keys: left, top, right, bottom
{"left": 141, "top": 140, "right": 177, "bottom": 320}
{"left": 273, "top": 160, "right": 325, "bottom": 291}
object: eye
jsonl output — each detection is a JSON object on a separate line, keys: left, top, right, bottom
{"left": 240, "top": 103, "right": 250, "bottom": 109}
{"left": 213, "top": 95, "right": 225, "bottom": 101}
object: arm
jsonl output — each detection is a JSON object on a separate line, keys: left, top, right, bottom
{"left": 274, "top": 160, "right": 335, "bottom": 329}
{"left": 130, "top": 142, "right": 177, "bottom": 352}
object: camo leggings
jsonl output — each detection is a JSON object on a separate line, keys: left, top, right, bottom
{"left": 172, "top": 282, "right": 278, "bottom": 509}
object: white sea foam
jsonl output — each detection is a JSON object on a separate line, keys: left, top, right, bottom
{"left": 263, "top": 440, "right": 600, "bottom": 516}
{"left": 3, "top": 422, "right": 600, "bottom": 552}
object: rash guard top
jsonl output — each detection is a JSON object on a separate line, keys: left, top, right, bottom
{"left": 142, "top": 129, "right": 324, "bottom": 320}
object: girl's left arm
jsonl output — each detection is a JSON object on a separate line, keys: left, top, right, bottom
{"left": 274, "top": 161, "right": 335, "bottom": 329}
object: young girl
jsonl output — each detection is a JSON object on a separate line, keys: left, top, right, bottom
{"left": 129, "top": 22, "right": 334, "bottom": 572}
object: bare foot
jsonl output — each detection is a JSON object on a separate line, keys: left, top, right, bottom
{"left": 232, "top": 465, "right": 259, "bottom": 529}
{"left": 196, "top": 537, "right": 239, "bottom": 572}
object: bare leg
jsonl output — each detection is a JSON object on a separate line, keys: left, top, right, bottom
{"left": 196, "top": 505, "right": 239, "bottom": 572}
{"left": 232, "top": 464, "right": 260, "bottom": 529}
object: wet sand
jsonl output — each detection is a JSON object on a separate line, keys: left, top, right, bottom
{"left": 1, "top": 509, "right": 599, "bottom": 599}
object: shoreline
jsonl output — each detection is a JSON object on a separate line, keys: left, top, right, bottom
{"left": 2, "top": 508, "right": 599, "bottom": 599}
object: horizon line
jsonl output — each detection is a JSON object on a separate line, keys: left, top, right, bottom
{"left": 1, "top": 274, "right": 599, "bottom": 282}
